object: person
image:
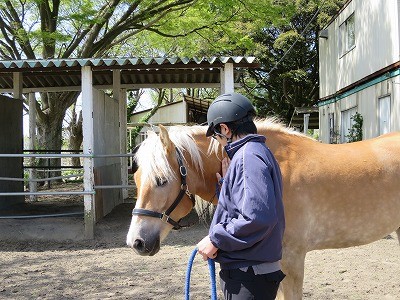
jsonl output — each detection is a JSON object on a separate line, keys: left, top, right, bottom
{"left": 197, "top": 93, "right": 286, "bottom": 300}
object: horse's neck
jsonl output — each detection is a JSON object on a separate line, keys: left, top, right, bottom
{"left": 187, "top": 133, "right": 222, "bottom": 203}
{"left": 257, "top": 127, "right": 293, "bottom": 154}
{"left": 188, "top": 127, "right": 313, "bottom": 203}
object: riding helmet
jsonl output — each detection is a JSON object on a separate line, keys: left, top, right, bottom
{"left": 206, "top": 93, "right": 256, "bottom": 137}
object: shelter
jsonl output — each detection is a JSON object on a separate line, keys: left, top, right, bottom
{"left": 128, "top": 94, "right": 211, "bottom": 146}
{"left": 0, "top": 56, "right": 259, "bottom": 238}
{"left": 289, "top": 107, "right": 319, "bottom": 133}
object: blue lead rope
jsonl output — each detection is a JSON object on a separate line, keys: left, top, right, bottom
{"left": 185, "top": 248, "right": 217, "bottom": 300}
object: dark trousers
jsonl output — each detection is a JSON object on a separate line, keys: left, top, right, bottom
{"left": 219, "top": 267, "right": 285, "bottom": 300}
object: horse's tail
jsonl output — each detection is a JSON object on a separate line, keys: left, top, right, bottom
{"left": 396, "top": 228, "right": 400, "bottom": 246}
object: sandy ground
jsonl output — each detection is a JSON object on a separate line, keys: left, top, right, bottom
{"left": 0, "top": 202, "right": 399, "bottom": 300}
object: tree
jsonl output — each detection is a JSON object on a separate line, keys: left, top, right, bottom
{"left": 129, "top": 0, "right": 346, "bottom": 125}
{"left": 246, "top": 0, "right": 346, "bottom": 122}
{"left": 0, "top": 0, "right": 304, "bottom": 159}
{"left": 0, "top": 0, "right": 232, "bottom": 161}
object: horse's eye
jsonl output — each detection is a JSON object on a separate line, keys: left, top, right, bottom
{"left": 155, "top": 177, "right": 167, "bottom": 187}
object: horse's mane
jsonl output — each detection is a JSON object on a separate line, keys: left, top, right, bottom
{"left": 135, "top": 118, "right": 311, "bottom": 184}
{"left": 135, "top": 126, "right": 204, "bottom": 184}
{"left": 207, "top": 117, "right": 312, "bottom": 156}
{"left": 255, "top": 117, "right": 311, "bottom": 138}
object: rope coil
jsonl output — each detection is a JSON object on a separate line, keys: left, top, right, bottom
{"left": 185, "top": 248, "right": 217, "bottom": 300}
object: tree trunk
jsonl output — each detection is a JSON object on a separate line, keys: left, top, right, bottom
{"left": 68, "top": 106, "right": 83, "bottom": 167}
{"left": 35, "top": 92, "right": 79, "bottom": 183}
{"left": 36, "top": 112, "right": 64, "bottom": 184}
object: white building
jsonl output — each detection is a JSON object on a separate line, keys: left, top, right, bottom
{"left": 318, "top": 0, "right": 400, "bottom": 143}
{"left": 129, "top": 94, "right": 209, "bottom": 147}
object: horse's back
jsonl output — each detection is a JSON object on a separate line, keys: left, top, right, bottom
{"left": 281, "top": 131, "right": 400, "bottom": 250}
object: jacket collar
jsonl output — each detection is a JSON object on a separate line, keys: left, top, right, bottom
{"left": 224, "top": 134, "right": 266, "bottom": 159}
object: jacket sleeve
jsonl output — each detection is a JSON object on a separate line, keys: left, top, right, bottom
{"left": 209, "top": 149, "right": 278, "bottom": 252}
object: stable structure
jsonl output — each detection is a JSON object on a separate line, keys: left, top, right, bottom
{"left": 0, "top": 95, "right": 23, "bottom": 209}
{"left": 289, "top": 107, "right": 319, "bottom": 133}
{"left": 129, "top": 94, "right": 210, "bottom": 145}
{"left": 0, "top": 56, "right": 259, "bottom": 238}
{"left": 318, "top": 0, "right": 400, "bottom": 143}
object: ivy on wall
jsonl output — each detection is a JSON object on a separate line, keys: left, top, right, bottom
{"left": 346, "top": 112, "right": 363, "bottom": 143}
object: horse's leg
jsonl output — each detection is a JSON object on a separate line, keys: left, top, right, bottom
{"left": 396, "top": 228, "right": 400, "bottom": 245}
{"left": 277, "top": 249, "right": 306, "bottom": 300}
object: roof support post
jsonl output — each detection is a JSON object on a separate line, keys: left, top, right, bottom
{"left": 13, "top": 72, "right": 23, "bottom": 100}
{"left": 82, "top": 66, "right": 95, "bottom": 239}
{"left": 304, "top": 113, "right": 310, "bottom": 134}
{"left": 220, "top": 63, "right": 234, "bottom": 94}
{"left": 28, "top": 93, "right": 37, "bottom": 202}
{"left": 113, "top": 70, "right": 128, "bottom": 200}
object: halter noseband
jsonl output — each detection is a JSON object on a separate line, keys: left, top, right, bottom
{"left": 132, "top": 147, "right": 196, "bottom": 230}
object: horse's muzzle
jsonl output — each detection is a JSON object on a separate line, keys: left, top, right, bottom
{"left": 131, "top": 236, "right": 160, "bottom": 256}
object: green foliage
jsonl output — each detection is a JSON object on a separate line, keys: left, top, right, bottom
{"left": 346, "top": 112, "right": 363, "bottom": 143}
{"left": 249, "top": 0, "right": 346, "bottom": 123}
{"left": 0, "top": 0, "right": 348, "bottom": 153}
{"left": 120, "top": 0, "right": 296, "bottom": 57}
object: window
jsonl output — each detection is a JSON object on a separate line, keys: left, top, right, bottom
{"left": 340, "top": 107, "right": 357, "bottom": 143}
{"left": 339, "top": 13, "right": 355, "bottom": 56}
{"left": 328, "top": 113, "right": 335, "bottom": 144}
{"left": 378, "top": 96, "right": 391, "bottom": 135}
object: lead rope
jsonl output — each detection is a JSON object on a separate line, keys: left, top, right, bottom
{"left": 185, "top": 248, "right": 217, "bottom": 300}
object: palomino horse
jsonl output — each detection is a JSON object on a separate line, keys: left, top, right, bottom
{"left": 126, "top": 119, "right": 400, "bottom": 299}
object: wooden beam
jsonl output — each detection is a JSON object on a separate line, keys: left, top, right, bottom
{"left": 28, "top": 93, "right": 37, "bottom": 202}
{"left": 12, "top": 72, "right": 23, "bottom": 100}
{"left": 0, "top": 83, "right": 241, "bottom": 93}
{"left": 81, "top": 66, "right": 95, "bottom": 239}
{"left": 220, "top": 63, "right": 234, "bottom": 94}
{"left": 114, "top": 70, "right": 129, "bottom": 200}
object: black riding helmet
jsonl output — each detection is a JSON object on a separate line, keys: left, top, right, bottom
{"left": 206, "top": 93, "right": 256, "bottom": 137}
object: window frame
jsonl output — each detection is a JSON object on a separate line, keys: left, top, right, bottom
{"left": 339, "top": 13, "right": 356, "bottom": 57}
{"left": 340, "top": 107, "right": 357, "bottom": 143}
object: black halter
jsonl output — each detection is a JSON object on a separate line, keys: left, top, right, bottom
{"left": 132, "top": 147, "right": 196, "bottom": 230}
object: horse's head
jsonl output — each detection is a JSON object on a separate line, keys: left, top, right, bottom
{"left": 126, "top": 125, "right": 206, "bottom": 256}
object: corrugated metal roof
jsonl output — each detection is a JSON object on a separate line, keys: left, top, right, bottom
{"left": 0, "top": 56, "right": 258, "bottom": 92}
{"left": 0, "top": 56, "right": 257, "bottom": 70}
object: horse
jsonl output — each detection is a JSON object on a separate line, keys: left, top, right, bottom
{"left": 126, "top": 119, "right": 400, "bottom": 299}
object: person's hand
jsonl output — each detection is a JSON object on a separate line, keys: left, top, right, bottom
{"left": 197, "top": 235, "right": 218, "bottom": 261}
{"left": 216, "top": 157, "right": 230, "bottom": 185}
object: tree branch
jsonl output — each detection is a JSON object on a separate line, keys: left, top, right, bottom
{"left": 89, "top": 1, "right": 197, "bottom": 56}
{"left": 39, "top": 0, "right": 61, "bottom": 58}
{"left": 3, "top": 0, "right": 35, "bottom": 58}
{"left": 79, "top": 0, "right": 121, "bottom": 57}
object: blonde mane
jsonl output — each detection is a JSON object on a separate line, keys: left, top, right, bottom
{"left": 254, "top": 117, "right": 311, "bottom": 138}
{"left": 207, "top": 117, "right": 313, "bottom": 156}
{"left": 136, "top": 118, "right": 313, "bottom": 183}
{"left": 135, "top": 126, "right": 205, "bottom": 184}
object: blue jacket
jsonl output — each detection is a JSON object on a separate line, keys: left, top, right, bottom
{"left": 209, "top": 134, "right": 285, "bottom": 270}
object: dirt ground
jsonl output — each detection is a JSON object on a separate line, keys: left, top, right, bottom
{"left": 0, "top": 200, "right": 399, "bottom": 299}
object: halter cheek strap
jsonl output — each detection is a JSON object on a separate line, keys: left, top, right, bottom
{"left": 132, "top": 147, "right": 195, "bottom": 230}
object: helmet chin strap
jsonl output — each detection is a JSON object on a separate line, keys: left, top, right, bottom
{"left": 221, "top": 132, "right": 232, "bottom": 143}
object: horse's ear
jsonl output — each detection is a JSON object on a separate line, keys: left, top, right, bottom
{"left": 159, "top": 124, "right": 174, "bottom": 154}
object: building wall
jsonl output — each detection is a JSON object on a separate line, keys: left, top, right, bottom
{"left": 130, "top": 101, "right": 188, "bottom": 146}
{"left": 0, "top": 95, "right": 24, "bottom": 209}
{"left": 92, "top": 89, "right": 122, "bottom": 219}
{"left": 319, "top": 0, "right": 400, "bottom": 98}
{"left": 130, "top": 101, "right": 187, "bottom": 124}
{"left": 319, "top": 75, "right": 400, "bottom": 143}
